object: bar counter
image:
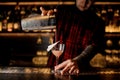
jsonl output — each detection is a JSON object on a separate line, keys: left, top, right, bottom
{"left": 0, "top": 67, "right": 120, "bottom": 80}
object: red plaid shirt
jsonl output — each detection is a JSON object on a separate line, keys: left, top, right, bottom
{"left": 47, "top": 6, "right": 105, "bottom": 68}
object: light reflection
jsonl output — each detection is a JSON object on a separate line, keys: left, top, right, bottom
{"left": 24, "top": 67, "right": 51, "bottom": 74}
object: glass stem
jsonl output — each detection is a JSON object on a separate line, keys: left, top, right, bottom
{"left": 56, "top": 57, "right": 59, "bottom": 65}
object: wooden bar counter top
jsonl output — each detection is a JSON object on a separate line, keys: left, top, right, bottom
{"left": 0, "top": 67, "right": 120, "bottom": 80}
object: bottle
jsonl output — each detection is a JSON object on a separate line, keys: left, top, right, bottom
{"left": 2, "top": 19, "right": 8, "bottom": 32}
{"left": 0, "top": 12, "right": 3, "bottom": 32}
{"left": 7, "top": 10, "right": 14, "bottom": 32}
{"left": 113, "top": 9, "right": 119, "bottom": 32}
{"left": 20, "top": 7, "right": 26, "bottom": 19}
{"left": 13, "top": 5, "right": 21, "bottom": 32}
{"left": 2, "top": 11, "right": 8, "bottom": 32}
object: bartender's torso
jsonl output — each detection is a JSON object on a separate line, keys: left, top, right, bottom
{"left": 56, "top": 6, "right": 99, "bottom": 61}
{"left": 47, "top": 5, "right": 105, "bottom": 67}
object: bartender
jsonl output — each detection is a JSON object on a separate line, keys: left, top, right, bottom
{"left": 42, "top": 0, "right": 105, "bottom": 75}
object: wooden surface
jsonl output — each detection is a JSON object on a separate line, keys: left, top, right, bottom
{"left": 0, "top": 67, "right": 120, "bottom": 80}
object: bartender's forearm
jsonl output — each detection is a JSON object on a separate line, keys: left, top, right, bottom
{"left": 73, "top": 45, "right": 97, "bottom": 64}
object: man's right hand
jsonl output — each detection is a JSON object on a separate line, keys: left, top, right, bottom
{"left": 40, "top": 6, "right": 57, "bottom": 16}
{"left": 54, "top": 59, "right": 80, "bottom": 75}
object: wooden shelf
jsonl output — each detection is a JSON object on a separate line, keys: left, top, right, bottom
{"left": 0, "top": 1, "right": 120, "bottom": 5}
{"left": 0, "top": 32, "right": 54, "bottom": 37}
{"left": 105, "top": 33, "right": 120, "bottom": 37}
{"left": 95, "top": 2, "right": 120, "bottom": 5}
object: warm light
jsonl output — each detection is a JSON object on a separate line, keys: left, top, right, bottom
{"left": 0, "top": 2, "right": 17, "bottom": 5}
{"left": 40, "top": 29, "right": 52, "bottom": 32}
{"left": 106, "top": 39, "right": 112, "bottom": 47}
{"left": 7, "top": 28, "right": 12, "bottom": 32}
{"left": 14, "top": 23, "right": 19, "bottom": 30}
{"left": 36, "top": 37, "right": 42, "bottom": 44}
{"left": 0, "top": 22, "right": 2, "bottom": 31}
{"left": 23, "top": 30, "right": 29, "bottom": 32}
{"left": 111, "top": 49, "right": 119, "bottom": 54}
{"left": 24, "top": 68, "right": 32, "bottom": 73}
{"left": 33, "top": 30, "right": 39, "bottom": 32}
{"left": 19, "top": 1, "right": 75, "bottom": 5}
{"left": 7, "top": 23, "right": 13, "bottom": 32}
{"left": 105, "top": 25, "right": 120, "bottom": 33}
{"left": 36, "top": 51, "right": 43, "bottom": 55}
{"left": 49, "top": 36, "right": 54, "bottom": 44}
{"left": 32, "top": 56, "right": 48, "bottom": 65}
{"left": 24, "top": 67, "right": 51, "bottom": 74}
{"left": 36, "top": 51, "right": 47, "bottom": 56}
{"left": 105, "top": 49, "right": 112, "bottom": 54}
{"left": 106, "top": 55, "right": 113, "bottom": 62}
{"left": 118, "top": 40, "right": 120, "bottom": 46}
{"left": 96, "top": 11, "right": 101, "bottom": 17}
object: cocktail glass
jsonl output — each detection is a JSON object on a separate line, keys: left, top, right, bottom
{"left": 52, "top": 43, "right": 65, "bottom": 65}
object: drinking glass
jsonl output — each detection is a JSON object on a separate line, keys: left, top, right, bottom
{"left": 52, "top": 43, "right": 65, "bottom": 65}
{"left": 51, "top": 43, "right": 65, "bottom": 74}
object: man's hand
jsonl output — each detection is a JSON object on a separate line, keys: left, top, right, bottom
{"left": 54, "top": 59, "right": 80, "bottom": 75}
{"left": 40, "top": 6, "right": 57, "bottom": 16}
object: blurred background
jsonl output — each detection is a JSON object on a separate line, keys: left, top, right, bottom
{"left": 0, "top": 0, "right": 120, "bottom": 69}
